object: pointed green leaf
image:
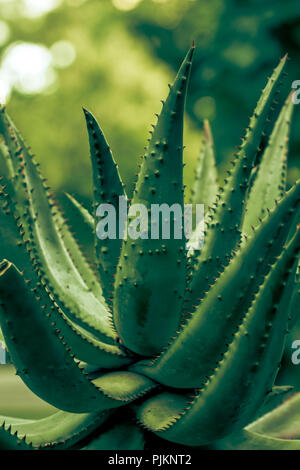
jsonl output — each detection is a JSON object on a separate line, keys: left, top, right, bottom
{"left": 132, "top": 182, "right": 300, "bottom": 387}
{"left": 0, "top": 424, "right": 34, "bottom": 450}
{"left": 184, "top": 56, "right": 288, "bottom": 314}
{"left": 0, "top": 182, "right": 34, "bottom": 274}
{"left": 0, "top": 261, "right": 155, "bottom": 412}
{"left": 65, "top": 193, "right": 94, "bottom": 229}
{"left": 113, "top": 45, "right": 194, "bottom": 356}
{"left": 254, "top": 386, "right": 294, "bottom": 421}
{"left": 247, "top": 392, "right": 300, "bottom": 440}
{"left": 217, "top": 393, "right": 300, "bottom": 449}
{"left": 136, "top": 231, "right": 299, "bottom": 446}
{"left": 83, "top": 108, "right": 126, "bottom": 305}
{"left": 191, "top": 119, "right": 218, "bottom": 207}
{"left": 243, "top": 93, "right": 294, "bottom": 236}
{"left": 216, "top": 429, "right": 300, "bottom": 450}
{"left": 0, "top": 188, "right": 129, "bottom": 367}
{"left": 0, "top": 410, "right": 110, "bottom": 450}
{"left": 0, "top": 109, "right": 115, "bottom": 343}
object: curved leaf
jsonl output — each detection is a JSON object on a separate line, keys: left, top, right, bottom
{"left": 83, "top": 109, "right": 126, "bottom": 305}
{"left": 133, "top": 182, "right": 300, "bottom": 387}
{"left": 191, "top": 119, "right": 218, "bottom": 207}
{"left": 0, "top": 261, "right": 155, "bottom": 412}
{"left": 0, "top": 108, "right": 114, "bottom": 343}
{"left": 243, "top": 93, "right": 294, "bottom": 236}
{"left": 0, "top": 410, "right": 110, "bottom": 450}
{"left": 136, "top": 231, "right": 299, "bottom": 446}
{"left": 184, "top": 56, "right": 288, "bottom": 315}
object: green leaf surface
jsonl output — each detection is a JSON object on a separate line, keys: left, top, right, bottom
{"left": 113, "top": 45, "right": 194, "bottom": 356}
{"left": 133, "top": 182, "right": 300, "bottom": 387}
{"left": 0, "top": 261, "right": 155, "bottom": 413}
{"left": 184, "top": 56, "right": 288, "bottom": 314}
{"left": 243, "top": 93, "right": 293, "bottom": 236}
{"left": 191, "top": 119, "right": 218, "bottom": 208}
{"left": 0, "top": 108, "right": 115, "bottom": 343}
{"left": 0, "top": 410, "right": 110, "bottom": 450}
{"left": 84, "top": 109, "right": 126, "bottom": 305}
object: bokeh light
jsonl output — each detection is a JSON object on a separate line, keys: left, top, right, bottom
{"left": 21, "top": 0, "right": 62, "bottom": 18}
{"left": 112, "top": 0, "right": 142, "bottom": 12}
{"left": 0, "top": 38, "right": 76, "bottom": 101}
{"left": 0, "top": 20, "right": 10, "bottom": 47}
{"left": 51, "top": 40, "right": 76, "bottom": 69}
{"left": 1, "top": 42, "right": 55, "bottom": 94}
{"left": 193, "top": 96, "right": 216, "bottom": 121}
{"left": 0, "top": 71, "right": 11, "bottom": 103}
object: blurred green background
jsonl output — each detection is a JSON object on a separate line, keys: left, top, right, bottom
{"left": 0, "top": 0, "right": 299, "bottom": 419}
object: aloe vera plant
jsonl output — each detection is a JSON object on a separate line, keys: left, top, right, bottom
{"left": 0, "top": 46, "right": 299, "bottom": 450}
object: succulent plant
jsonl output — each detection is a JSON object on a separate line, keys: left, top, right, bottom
{"left": 0, "top": 45, "right": 299, "bottom": 450}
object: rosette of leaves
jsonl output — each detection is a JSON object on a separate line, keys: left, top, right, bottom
{"left": 0, "top": 46, "right": 299, "bottom": 450}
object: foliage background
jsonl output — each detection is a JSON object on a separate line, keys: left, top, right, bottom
{"left": 0, "top": 0, "right": 299, "bottom": 418}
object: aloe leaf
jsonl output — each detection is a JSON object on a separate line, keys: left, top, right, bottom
{"left": 113, "top": 45, "right": 194, "bottom": 356}
{"left": 215, "top": 429, "right": 300, "bottom": 450}
{"left": 54, "top": 205, "right": 103, "bottom": 301}
{"left": 0, "top": 424, "right": 34, "bottom": 450}
{"left": 184, "top": 56, "right": 288, "bottom": 315}
{"left": 132, "top": 182, "right": 300, "bottom": 387}
{"left": 187, "top": 120, "right": 218, "bottom": 256}
{"left": 136, "top": 231, "right": 299, "bottom": 446}
{"left": 0, "top": 261, "right": 155, "bottom": 412}
{"left": 83, "top": 109, "right": 126, "bottom": 306}
{"left": 247, "top": 392, "right": 300, "bottom": 439}
{"left": 65, "top": 193, "right": 94, "bottom": 229}
{"left": 0, "top": 190, "right": 129, "bottom": 367}
{"left": 289, "top": 284, "right": 300, "bottom": 330}
{"left": 254, "top": 385, "right": 294, "bottom": 421}
{"left": 0, "top": 410, "right": 110, "bottom": 450}
{"left": 243, "top": 93, "right": 294, "bottom": 236}
{"left": 18, "top": 260, "right": 130, "bottom": 367}
{"left": 0, "top": 182, "right": 34, "bottom": 274}
{"left": 191, "top": 119, "right": 218, "bottom": 208}
{"left": 217, "top": 393, "right": 300, "bottom": 449}
{"left": 0, "top": 109, "right": 115, "bottom": 343}
{"left": 83, "top": 419, "right": 144, "bottom": 450}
